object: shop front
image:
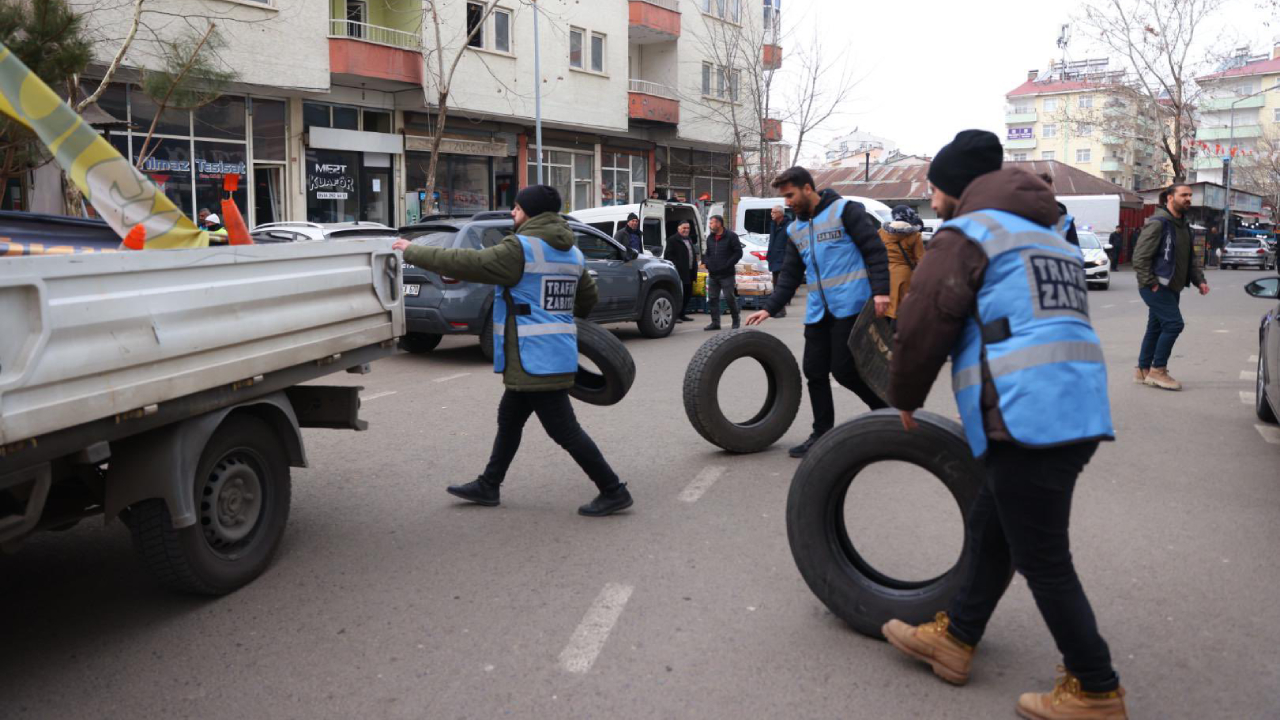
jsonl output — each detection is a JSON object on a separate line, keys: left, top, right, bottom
{"left": 656, "top": 146, "right": 734, "bottom": 207}
{"left": 303, "top": 102, "right": 401, "bottom": 225}
{"left": 404, "top": 134, "right": 515, "bottom": 222}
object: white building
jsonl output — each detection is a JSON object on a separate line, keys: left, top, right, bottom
{"left": 823, "top": 130, "right": 899, "bottom": 167}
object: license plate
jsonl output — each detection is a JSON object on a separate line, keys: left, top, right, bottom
{"left": 402, "top": 284, "right": 420, "bottom": 297}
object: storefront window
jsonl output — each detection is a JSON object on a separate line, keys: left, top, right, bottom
{"left": 136, "top": 138, "right": 195, "bottom": 218}
{"left": 129, "top": 89, "right": 191, "bottom": 137}
{"left": 194, "top": 97, "right": 246, "bottom": 140}
{"left": 252, "top": 99, "right": 287, "bottom": 162}
{"left": 305, "top": 148, "right": 360, "bottom": 222}
{"left": 362, "top": 110, "right": 392, "bottom": 133}
{"left": 333, "top": 106, "right": 359, "bottom": 130}
{"left": 407, "top": 152, "right": 496, "bottom": 216}
{"left": 303, "top": 102, "right": 331, "bottom": 131}
{"left": 602, "top": 153, "right": 630, "bottom": 206}
{"left": 631, "top": 155, "right": 648, "bottom": 200}
{"left": 193, "top": 140, "right": 248, "bottom": 220}
{"left": 527, "top": 149, "right": 593, "bottom": 212}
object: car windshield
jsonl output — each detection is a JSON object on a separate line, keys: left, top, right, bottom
{"left": 405, "top": 231, "right": 458, "bottom": 247}
{"left": 1077, "top": 233, "right": 1102, "bottom": 249}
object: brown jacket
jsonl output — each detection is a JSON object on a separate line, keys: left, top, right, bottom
{"left": 879, "top": 222, "right": 926, "bottom": 319}
{"left": 889, "top": 168, "right": 1061, "bottom": 442}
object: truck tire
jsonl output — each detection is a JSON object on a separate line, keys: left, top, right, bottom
{"left": 637, "top": 288, "right": 676, "bottom": 339}
{"left": 129, "top": 415, "right": 292, "bottom": 595}
{"left": 785, "top": 410, "right": 983, "bottom": 639}
{"left": 683, "top": 329, "right": 802, "bottom": 453}
{"left": 400, "top": 332, "right": 442, "bottom": 354}
{"left": 479, "top": 316, "right": 494, "bottom": 361}
{"left": 571, "top": 319, "right": 636, "bottom": 406}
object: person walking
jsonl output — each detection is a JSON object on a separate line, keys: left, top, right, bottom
{"left": 663, "top": 220, "right": 699, "bottom": 323}
{"left": 743, "top": 166, "right": 891, "bottom": 457}
{"left": 880, "top": 204, "right": 926, "bottom": 326}
{"left": 883, "top": 130, "right": 1125, "bottom": 720}
{"left": 1107, "top": 228, "right": 1122, "bottom": 266}
{"left": 391, "top": 185, "right": 633, "bottom": 517}
{"left": 766, "top": 205, "right": 789, "bottom": 318}
{"left": 1132, "top": 183, "right": 1210, "bottom": 391}
{"left": 615, "top": 212, "right": 644, "bottom": 254}
{"left": 703, "top": 215, "right": 743, "bottom": 331}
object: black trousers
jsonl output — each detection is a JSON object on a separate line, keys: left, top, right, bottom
{"left": 947, "top": 440, "right": 1119, "bottom": 693}
{"left": 479, "top": 389, "right": 620, "bottom": 492}
{"left": 680, "top": 280, "right": 694, "bottom": 315}
{"left": 802, "top": 312, "right": 888, "bottom": 434}
{"left": 706, "top": 274, "right": 739, "bottom": 325}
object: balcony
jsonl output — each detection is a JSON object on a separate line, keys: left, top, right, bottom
{"left": 1005, "top": 110, "right": 1037, "bottom": 123}
{"left": 1100, "top": 159, "right": 1126, "bottom": 172}
{"left": 1197, "top": 125, "right": 1262, "bottom": 140}
{"left": 1199, "top": 94, "right": 1267, "bottom": 111}
{"left": 763, "top": 43, "right": 782, "bottom": 70}
{"left": 1101, "top": 135, "right": 1125, "bottom": 145}
{"left": 628, "top": 80, "right": 679, "bottom": 125}
{"left": 629, "top": 0, "right": 680, "bottom": 43}
{"left": 329, "top": 17, "right": 424, "bottom": 85}
{"left": 762, "top": 116, "right": 782, "bottom": 142}
{"left": 1005, "top": 138, "right": 1037, "bottom": 150}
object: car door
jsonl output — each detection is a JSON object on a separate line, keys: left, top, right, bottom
{"left": 574, "top": 226, "right": 638, "bottom": 318}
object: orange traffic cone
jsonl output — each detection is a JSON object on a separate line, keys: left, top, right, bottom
{"left": 121, "top": 224, "right": 146, "bottom": 250}
{"left": 221, "top": 173, "right": 253, "bottom": 245}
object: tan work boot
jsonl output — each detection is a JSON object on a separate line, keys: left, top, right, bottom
{"left": 882, "top": 611, "right": 975, "bottom": 685}
{"left": 1132, "top": 367, "right": 1147, "bottom": 384}
{"left": 1144, "top": 367, "right": 1182, "bottom": 391}
{"left": 1016, "top": 669, "right": 1127, "bottom": 719}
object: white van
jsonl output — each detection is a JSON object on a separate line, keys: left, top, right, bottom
{"left": 736, "top": 195, "right": 895, "bottom": 239}
{"left": 571, "top": 199, "right": 724, "bottom": 257}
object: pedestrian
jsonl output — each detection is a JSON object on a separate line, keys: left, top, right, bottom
{"left": 883, "top": 130, "right": 1125, "bottom": 719}
{"left": 765, "top": 205, "right": 790, "bottom": 318}
{"left": 880, "top": 204, "right": 926, "bottom": 326}
{"left": 1131, "top": 183, "right": 1210, "bottom": 391}
{"left": 703, "top": 214, "right": 743, "bottom": 331}
{"left": 1107, "top": 228, "right": 1122, "bottom": 266}
{"left": 663, "top": 219, "right": 699, "bottom": 323}
{"left": 615, "top": 212, "right": 644, "bottom": 254}
{"left": 390, "top": 185, "right": 633, "bottom": 517}
{"left": 743, "top": 166, "right": 891, "bottom": 457}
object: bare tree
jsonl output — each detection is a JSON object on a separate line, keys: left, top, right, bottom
{"left": 782, "top": 30, "right": 858, "bottom": 169}
{"left": 132, "top": 23, "right": 232, "bottom": 169}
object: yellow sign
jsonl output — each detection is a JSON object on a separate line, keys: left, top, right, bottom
{"left": 0, "top": 41, "right": 208, "bottom": 249}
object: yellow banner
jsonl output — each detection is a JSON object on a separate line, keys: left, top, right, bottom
{"left": 0, "top": 42, "right": 207, "bottom": 249}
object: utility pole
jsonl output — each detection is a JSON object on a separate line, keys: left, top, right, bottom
{"left": 533, "top": 0, "right": 544, "bottom": 184}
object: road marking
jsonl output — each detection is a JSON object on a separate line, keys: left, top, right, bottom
{"left": 1129, "top": 300, "right": 1141, "bottom": 304}
{"left": 1242, "top": 391, "right": 1255, "bottom": 405}
{"left": 559, "top": 583, "right": 634, "bottom": 674}
{"left": 433, "top": 372, "right": 471, "bottom": 383}
{"left": 1214, "top": 330, "right": 1230, "bottom": 334}
{"left": 1249, "top": 354, "right": 1259, "bottom": 364}
{"left": 1257, "top": 425, "right": 1280, "bottom": 445}
{"left": 679, "top": 466, "right": 726, "bottom": 503}
{"left": 1102, "top": 304, "right": 1116, "bottom": 309}
{"left": 362, "top": 391, "right": 398, "bottom": 402}
{"left": 1241, "top": 370, "right": 1256, "bottom": 381}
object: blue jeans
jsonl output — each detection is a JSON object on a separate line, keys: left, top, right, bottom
{"left": 1137, "top": 285, "right": 1184, "bottom": 369}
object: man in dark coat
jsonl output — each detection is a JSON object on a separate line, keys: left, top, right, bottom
{"left": 703, "top": 215, "right": 743, "bottom": 330}
{"left": 663, "top": 220, "right": 699, "bottom": 322}
{"left": 766, "top": 205, "right": 789, "bottom": 318}
{"left": 614, "top": 213, "right": 644, "bottom": 254}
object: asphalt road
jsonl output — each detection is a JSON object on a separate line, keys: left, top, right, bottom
{"left": 2, "top": 266, "right": 1278, "bottom": 719}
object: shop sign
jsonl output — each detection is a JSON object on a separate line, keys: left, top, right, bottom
{"left": 142, "top": 157, "right": 246, "bottom": 175}
{"left": 404, "top": 135, "right": 509, "bottom": 157}
{"left": 308, "top": 161, "right": 356, "bottom": 200}
{"left": 1007, "top": 127, "right": 1034, "bottom": 140}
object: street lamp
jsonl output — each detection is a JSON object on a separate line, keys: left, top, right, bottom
{"left": 1222, "top": 85, "right": 1280, "bottom": 241}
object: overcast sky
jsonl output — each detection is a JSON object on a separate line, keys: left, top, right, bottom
{"left": 783, "top": 0, "right": 1277, "bottom": 160}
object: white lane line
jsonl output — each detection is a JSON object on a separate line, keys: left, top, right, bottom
{"left": 679, "top": 466, "right": 727, "bottom": 503}
{"left": 1241, "top": 391, "right": 1255, "bottom": 405}
{"left": 433, "top": 372, "right": 471, "bottom": 383}
{"left": 1214, "top": 329, "right": 1230, "bottom": 334}
{"left": 1249, "top": 354, "right": 1259, "bottom": 364}
{"left": 559, "top": 583, "right": 634, "bottom": 674}
{"left": 362, "top": 391, "right": 398, "bottom": 402}
{"left": 1241, "top": 370, "right": 1257, "bottom": 381}
{"left": 1129, "top": 300, "right": 1141, "bottom": 304}
{"left": 1102, "top": 304, "right": 1116, "bottom": 309}
{"left": 1257, "top": 425, "right": 1280, "bottom": 445}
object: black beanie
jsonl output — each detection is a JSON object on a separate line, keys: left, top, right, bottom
{"left": 927, "top": 130, "right": 1004, "bottom": 199}
{"left": 515, "top": 184, "right": 562, "bottom": 217}
{"left": 626, "top": 212, "right": 639, "bottom": 221}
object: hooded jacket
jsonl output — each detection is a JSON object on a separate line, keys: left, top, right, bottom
{"left": 879, "top": 220, "right": 926, "bottom": 319}
{"left": 402, "top": 212, "right": 598, "bottom": 391}
{"left": 889, "top": 168, "right": 1060, "bottom": 441}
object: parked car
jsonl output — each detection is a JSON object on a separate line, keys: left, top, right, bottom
{"left": 1222, "top": 237, "right": 1276, "bottom": 270}
{"left": 1245, "top": 275, "right": 1280, "bottom": 423}
{"left": 398, "top": 212, "right": 684, "bottom": 355}
{"left": 1077, "top": 231, "right": 1112, "bottom": 290}
{"left": 250, "top": 221, "right": 399, "bottom": 244}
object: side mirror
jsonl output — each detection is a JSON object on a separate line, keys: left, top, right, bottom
{"left": 1245, "top": 277, "right": 1280, "bottom": 299}
{"left": 625, "top": 248, "right": 639, "bottom": 261}
{"left": 1103, "top": 243, "right": 1114, "bottom": 251}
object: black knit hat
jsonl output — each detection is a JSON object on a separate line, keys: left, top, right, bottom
{"left": 927, "top": 130, "right": 1004, "bottom": 199}
{"left": 626, "top": 212, "right": 639, "bottom": 222}
{"left": 515, "top": 184, "right": 562, "bottom": 217}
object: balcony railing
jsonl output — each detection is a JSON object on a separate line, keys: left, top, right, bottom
{"left": 633, "top": 0, "right": 681, "bottom": 11}
{"left": 1200, "top": 95, "right": 1266, "bottom": 112}
{"left": 1005, "top": 110, "right": 1037, "bottom": 123}
{"left": 629, "top": 79, "right": 677, "bottom": 100}
{"left": 329, "top": 19, "right": 422, "bottom": 51}
{"left": 1197, "top": 125, "right": 1262, "bottom": 140}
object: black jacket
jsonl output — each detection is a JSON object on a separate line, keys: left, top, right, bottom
{"left": 663, "top": 232, "right": 699, "bottom": 283}
{"left": 704, "top": 229, "right": 743, "bottom": 278}
{"left": 614, "top": 225, "right": 644, "bottom": 254}
{"left": 764, "top": 189, "right": 890, "bottom": 317}
{"left": 767, "top": 224, "right": 789, "bottom": 272}
{"left": 1055, "top": 201, "right": 1079, "bottom": 246}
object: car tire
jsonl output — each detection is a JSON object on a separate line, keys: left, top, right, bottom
{"left": 572, "top": 319, "right": 636, "bottom": 406}
{"left": 637, "top": 288, "right": 677, "bottom": 339}
{"left": 683, "top": 329, "right": 802, "bottom": 453}
{"left": 479, "top": 315, "right": 494, "bottom": 361}
{"left": 399, "top": 332, "right": 442, "bottom": 354}
{"left": 785, "top": 409, "right": 983, "bottom": 640}
{"left": 129, "top": 415, "right": 292, "bottom": 595}
{"left": 1257, "top": 350, "right": 1277, "bottom": 424}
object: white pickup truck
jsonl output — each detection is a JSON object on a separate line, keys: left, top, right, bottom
{"left": 0, "top": 239, "right": 404, "bottom": 594}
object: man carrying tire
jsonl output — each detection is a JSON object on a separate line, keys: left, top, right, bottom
{"left": 744, "top": 166, "right": 891, "bottom": 458}
{"left": 391, "top": 185, "right": 633, "bottom": 517}
{"left": 885, "top": 130, "right": 1125, "bottom": 719}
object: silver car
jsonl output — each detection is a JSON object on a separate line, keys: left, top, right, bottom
{"left": 250, "top": 221, "right": 399, "bottom": 243}
{"left": 1222, "top": 238, "right": 1277, "bottom": 271}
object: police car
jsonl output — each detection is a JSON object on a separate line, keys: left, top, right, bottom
{"left": 1076, "top": 231, "right": 1112, "bottom": 290}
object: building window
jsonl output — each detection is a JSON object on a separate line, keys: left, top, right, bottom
{"left": 466, "top": 2, "right": 484, "bottom": 48}
{"left": 527, "top": 149, "right": 594, "bottom": 212}
{"left": 494, "top": 9, "right": 510, "bottom": 53}
{"left": 730, "top": 69, "right": 740, "bottom": 101}
{"left": 1043, "top": 98, "right": 1059, "bottom": 112}
{"left": 1076, "top": 148, "right": 1092, "bottom": 163}
{"left": 1012, "top": 152, "right": 1028, "bottom": 161}
{"left": 1273, "top": 107, "right": 1280, "bottom": 123}
{"left": 569, "top": 28, "right": 583, "bottom": 68}
{"left": 702, "top": 62, "right": 737, "bottom": 100}
{"left": 1041, "top": 151, "right": 1055, "bottom": 161}
{"left": 601, "top": 152, "right": 648, "bottom": 206}
{"left": 1077, "top": 123, "right": 1093, "bottom": 136}
{"left": 702, "top": 0, "right": 740, "bottom": 22}
{"left": 1013, "top": 103, "right": 1032, "bottom": 114}
{"left": 345, "top": 1, "right": 366, "bottom": 39}
{"left": 701, "top": 63, "right": 711, "bottom": 96}
{"left": 1043, "top": 123, "right": 1058, "bottom": 139}
{"left": 590, "top": 32, "right": 605, "bottom": 73}
{"left": 1078, "top": 95, "right": 1093, "bottom": 109}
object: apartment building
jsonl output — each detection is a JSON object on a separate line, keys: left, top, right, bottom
{"left": 823, "top": 130, "right": 899, "bottom": 168}
{"left": 67, "top": 0, "right": 772, "bottom": 227}
{"left": 1193, "top": 45, "right": 1280, "bottom": 187}
{"left": 1004, "top": 59, "right": 1166, "bottom": 192}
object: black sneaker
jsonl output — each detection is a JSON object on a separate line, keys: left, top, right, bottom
{"left": 703, "top": 323, "right": 721, "bottom": 331}
{"left": 788, "top": 433, "right": 825, "bottom": 458}
{"left": 731, "top": 319, "right": 741, "bottom": 330}
{"left": 775, "top": 309, "right": 787, "bottom": 318}
{"left": 447, "top": 478, "right": 500, "bottom": 506}
{"left": 578, "top": 484, "right": 634, "bottom": 517}
{"left": 678, "top": 315, "right": 694, "bottom": 322}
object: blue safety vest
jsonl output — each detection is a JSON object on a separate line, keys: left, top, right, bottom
{"left": 492, "top": 234, "right": 585, "bottom": 376}
{"left": 943, "top": 209, "right": 1114, "bottom": 457}
{"left": 786, "top": 197, "right": 873, "bottom": 323}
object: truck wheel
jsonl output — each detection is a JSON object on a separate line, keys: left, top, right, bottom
{"left": 479, "top": 316, "right": 494, "bottom": 361}
{"left": 637, "top": 288, "right": 676, "bottom": 339}
{"left": 129, "top": 415, "right": 292, "bottom": 595}
{"left": 572, "top": 319, "right": 636, "bottom": 406}
{"left": 786, "top": 410, "right": 983, "bottom": 639}
{"left": 683, "top": 329, "right": 802, "bottom": 453}
{"left": 399, "top": 332, "right": 442, "bottom": 354}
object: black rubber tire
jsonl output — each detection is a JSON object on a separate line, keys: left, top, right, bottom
{"left": 571, "top": 319, "right": 636, "bottom": 406}
{"left": 128, "top": 415, "right": 292, "bottom": 595}
{"left": 1257, "top": 349, "right": 1277, "bottom": 423}
{"left": 637, "top": 288, "right": 677, "bottom": 339}
{"left": 399, "top": 332, "right": 442, "bottom": 354}
{"left": 479, "top": 315, "right": 494, "bottom": 361}
{"left": 785, "top": 409, "right": 984, "bottom": 639}
{"left": 683, "top": 329, "right": 802, "bottom": 453}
